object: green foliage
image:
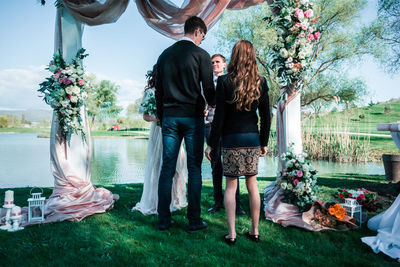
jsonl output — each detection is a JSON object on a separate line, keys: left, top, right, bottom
{"left": 377, "top": 0, "right": 400, "bottom": 72}
{"left": 126, "top": 99, "right": 142, "bottom": 117}
{"left": 216, "top": 0, "right": 380, "bottom": 108}
{"left": 86, "top": 77, "right": 123, "bottom": 128}
{"left": 0, "top": 115, "right": 8, "bottom": 128}
{"left": 384, "top": 105, "right": 392, "bottom": 114}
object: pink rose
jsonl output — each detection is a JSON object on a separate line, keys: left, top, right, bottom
{"left": 359, "top": 194, "right": 365, "bottom": 199}
{"left": 53, "top": 72, "right": 61, "bottom": 80}
{"left": 314, "top": 32, "right": 321, "bottom": 40}
{"left": 294, "top": 9, "right": 303, "bottom": 18}
{"left": 304, "top": 10, "right": 313, "bottom": 18}
{"left": 78, "top": 80, "right": 84, "bottom": 86}
{"left": 295, "top": 22, "right": 301, "bottom": 27}
{"left": 296, "top": 170, "right": 303, "bottom": 177}
{"left": 302, "top": 25, "right": 308, "bottom": 31}
{"left": 58, "top": 78, "right": 64, "bottom": 83}
{"left": 293, "top": 179, "right": 300, "bottom": 186}
{"left": 300, "top": 32, "right": 305, "bottom": 38}
{"left": 63, "top": 78, "right": 72, "bottom": 85}
{"left": 67, "top": 94, "right": 72, "bottom": 99}
{"left": 308, "top": 33, "right": 315, "bottom": 41}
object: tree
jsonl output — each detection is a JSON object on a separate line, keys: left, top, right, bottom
{"left": 215, "top": 0, "right": 379, "bottom": 108}
{"left": 86, "top": 79, "right": 123, "bottom": 128}
{"left": 0, "top": 116, "right": 8, "bottom": 128}
{"left": 126, "top": 98, "right": 142, "bottom": 117}
{"left": 376, "top": 0, "right": 400, "bottom": 72}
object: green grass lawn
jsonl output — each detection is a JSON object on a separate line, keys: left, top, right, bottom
{"left": 1, "top": 175, "right": 398, "bottom": 266}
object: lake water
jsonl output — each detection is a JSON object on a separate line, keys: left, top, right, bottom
{"left": 0, "top": 133, "right": 385, "bottom": 188}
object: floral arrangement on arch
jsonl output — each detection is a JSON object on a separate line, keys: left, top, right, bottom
{"left": 38, "top": 49, "right": 89, "bottom": 140}
{"left": 268, "top": 0, "right": 321, "bottom": 88}
{"left": 279, "top": 146, "right": 319, "bottom": 212}
{"left": 335, "top": 188, "right": 380, "bottom": 212}
{"left": 139, "top": 69, "right": 157, "bottom": 117}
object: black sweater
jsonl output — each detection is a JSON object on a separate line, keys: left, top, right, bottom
{"left": 209, "top": 74, "right": 272, "bottom": 149}
{"left": 155, "top": 40, "right": 215, "bottom": 120}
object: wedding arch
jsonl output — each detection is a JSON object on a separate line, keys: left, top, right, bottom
{"left": 37, "top": 0, "right": 306, "bottom": 226}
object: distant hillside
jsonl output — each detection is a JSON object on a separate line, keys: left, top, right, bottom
{"left": 0, "top": 109, "right": 52, "bottom": 122}
{"left": 304, "top": 98, "right": 400, "bottom": 134}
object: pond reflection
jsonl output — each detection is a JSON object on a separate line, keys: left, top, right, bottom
{"left": 0, "top": 133, "right": 385, "bottom": 188}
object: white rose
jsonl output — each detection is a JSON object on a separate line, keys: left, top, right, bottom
{"left": 70, "top": 96, "right": 78, "bottom": 103}
{"left": 287, "top": 184, "right": 293, "bottom": 190}
{"left": 81, "top": 92, "right": 88, "bottom": 98}
{"left": 298, "top": 12, "right": 304, "bottom": 21}
{"left": 285, "top": 15, "right": 291, "bottom": 22}
{"left": 72, "top": 86, "right": 80, "bottom": 94}
{"left": 298, "top": 51, "right": 306, "bottom": 59}
{"left": 287, "top": 57, "right": 293, "bottom": 63}
{"left": 65, "top": 86, "right": 73, "bottom": 94}
{"left": 280, "top": 48, "right": 289, "bottom": 58}
{"left": 289, "top": 49, "right": 296, "bottom": 56}
{"left": 288, "top": 63, "right": 294, "bottom": 68}
{"left": 281, "top": 182, "right": 288, "bottom": 190}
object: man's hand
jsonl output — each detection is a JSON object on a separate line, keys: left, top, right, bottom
{"left": 260, "top": 146, "right": 267, "bottom": 157}
{"left": 204, "top": 146, "right": 212, "bottom": 161}
{"left": 204, "top": 109, "right": 209, "bottom": 117}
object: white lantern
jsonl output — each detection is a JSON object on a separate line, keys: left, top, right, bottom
{"left": 342, "top": 198, "right": 362, "bottom": 226}
{"left": 28, "top": 188, "right": 45, "bottom": 222}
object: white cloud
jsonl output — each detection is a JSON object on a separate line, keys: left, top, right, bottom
{"left": 88, "top": 72, "right": 146, "bottom": 112}
{"left": 0, "top": 67, "right": 146, "bottom": 113}
{"left": 0, "top": 66, "right": 50, "bottom": 110}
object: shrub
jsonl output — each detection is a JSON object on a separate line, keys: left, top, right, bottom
{"left": 384, "top": 105, "right": 392, "bottom": 114}
{"left": 0, "top": 115, "right": 8, "bottom": 128}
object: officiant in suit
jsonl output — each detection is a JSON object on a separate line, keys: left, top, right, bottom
{"left": 155, "top": 16, "right": 215, "bottom": 232}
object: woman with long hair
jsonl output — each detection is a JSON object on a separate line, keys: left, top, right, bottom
{"left": 132, "top": 65, "right": 187, "bottom": 215}
{"left": 205, "top": 40, "right": 271, "bottom": 245}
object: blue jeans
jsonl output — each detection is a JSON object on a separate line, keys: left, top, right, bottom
{"left": 158, "top": 116, "right": 205, "bottom": 226}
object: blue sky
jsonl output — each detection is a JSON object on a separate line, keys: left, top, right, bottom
{"left": 0, "top": 0, "right": 398, "bottom": 111}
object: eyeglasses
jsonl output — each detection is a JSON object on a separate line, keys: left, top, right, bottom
{"left": 201, "top": 32, "right": 206, "bottom": 41}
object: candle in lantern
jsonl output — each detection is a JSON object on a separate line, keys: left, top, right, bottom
{"left": 4, "top": 190, "right": 14, "bottom": 207}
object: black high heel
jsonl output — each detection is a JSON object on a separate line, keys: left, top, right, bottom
{"left": 223, "top": 235, "right": 236, "bottom": 245}
{"left": 245, "top": 232, "right": 259, "bottom": 242}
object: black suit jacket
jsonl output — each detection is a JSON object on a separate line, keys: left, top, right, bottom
{"left": 155, "top": 40, "right": 215, "bottom": 121}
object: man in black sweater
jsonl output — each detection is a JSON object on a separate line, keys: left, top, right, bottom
{"left": 155, "top": 16, "right": 215, "bottom": 232}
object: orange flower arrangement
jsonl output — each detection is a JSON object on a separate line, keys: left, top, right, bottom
{"left": 328, "top": 204, "right": 346, "bottom": 220}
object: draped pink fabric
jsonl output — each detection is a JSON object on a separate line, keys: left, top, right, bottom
{"left": 62, "top": 0, "right": 129, "bottom": 26}
{"left": 135, "top": 0, "right": 265, "bottom": 39}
